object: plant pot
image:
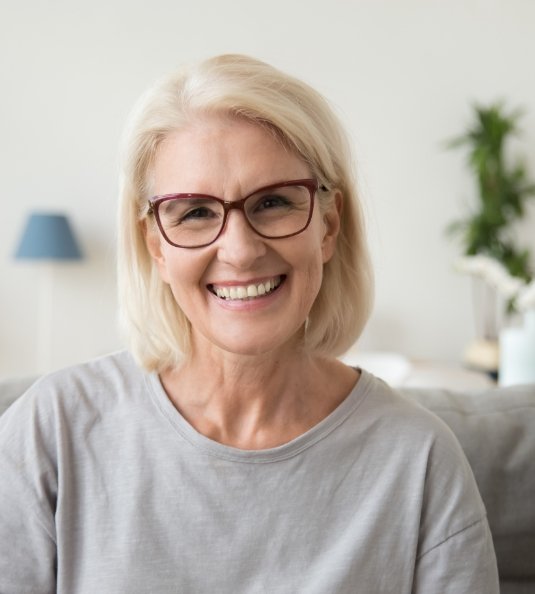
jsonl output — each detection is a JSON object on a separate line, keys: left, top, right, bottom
{"left": 499, "top": 310, "right": 535, "bottom": 386}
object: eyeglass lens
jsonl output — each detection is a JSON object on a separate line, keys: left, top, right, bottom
{"left": 156, "top": 183, "right": 313, "bottom": 247}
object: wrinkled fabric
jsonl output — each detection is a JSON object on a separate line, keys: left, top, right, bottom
{"left": 0, "top": 351, "right": 498, "bottom": 593}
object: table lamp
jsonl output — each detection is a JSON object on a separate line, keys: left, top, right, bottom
{"left": 14, "top": 212, "right": 84, "bottom": 372}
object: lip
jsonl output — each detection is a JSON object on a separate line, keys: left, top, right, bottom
{"left": 207, "top": 275, "right": 286, "bottom": 307}
{"left": 207, "top": 275, "right": 283, "bottom": 289}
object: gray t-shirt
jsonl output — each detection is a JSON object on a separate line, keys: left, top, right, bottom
{"left": 0, "top": 351, "right": 498, "bottom": 593}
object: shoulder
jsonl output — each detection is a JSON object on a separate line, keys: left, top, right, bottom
{"left": 356, "top": 370, "right": 466, "bottom": 454}
{"left": 15, "top": 349, "right": 140, "bottom": 398}
{"left": 354, "top": 370, "right": 486, "bottom": 510}
{"left": 0, "top": 351, "right": 147, "bottom": 444}
{"left": 357, "top": 371, "right": 494, "bottom": 574}
{"left": 35, "top": 349, "right": 142, "bottom": 394}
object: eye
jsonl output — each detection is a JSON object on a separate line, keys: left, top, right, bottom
{"left": 247, "top": 186, "right": 310, "bottom": 219}
{"left": 159, "top": 198, "right": 222, "bottom": 226}
{"left": 180, "top": 206, "right": 216, "bottom": 221}
{"left": 255, "top": 194, "right": 293, "bottom": 211}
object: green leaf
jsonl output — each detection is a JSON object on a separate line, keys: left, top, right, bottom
{"left": 445, "top": 100, "right": 534, "bottom": 281}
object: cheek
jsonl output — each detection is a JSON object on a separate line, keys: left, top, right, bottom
{"left": 163, "top": 261, "right": 199, "bottom": 320}
{"left": 160, "top": 249, "right": 212, "bottom": 304}
{"left": 148, "top": 229, "right": 207, "bottom": 292}
{"left": 164, "top": 257, "right": 193, "bottom": 293}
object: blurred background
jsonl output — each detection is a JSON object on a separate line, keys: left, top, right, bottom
{"left": 1, "top": 0, "right": 535, "bottom": 377}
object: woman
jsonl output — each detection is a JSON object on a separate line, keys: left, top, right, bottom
{"left": 0, "top": 55, "right": 498, "bottom": 593}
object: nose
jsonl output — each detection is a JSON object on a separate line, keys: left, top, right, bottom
{"left": 215, "top": 209, "right": 267, "bottom": 268}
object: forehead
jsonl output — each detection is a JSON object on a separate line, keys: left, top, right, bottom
{"left": 151, "top": 114, "right": 311, "bottom": 196}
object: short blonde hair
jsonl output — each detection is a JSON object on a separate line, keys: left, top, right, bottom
{"left": 118, "top": 54, "right": 373, "bottom": 371}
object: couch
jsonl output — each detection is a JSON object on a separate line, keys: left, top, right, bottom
{"left": 1, "top": 376, "right": 534, "bottom": 593}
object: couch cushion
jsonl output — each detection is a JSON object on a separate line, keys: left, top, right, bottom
{"left": 399, "top": 384, "right": 535, "bottom": 584}
{"left": 0, "top": 376, "right": 38, "bottom": 415}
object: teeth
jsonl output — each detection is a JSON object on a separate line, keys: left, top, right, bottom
{"left": 213, "top": 277, "right": 282, "bottom": 300}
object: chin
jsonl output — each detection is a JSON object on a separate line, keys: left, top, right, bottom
{"left": 200, "top": 327, "right": 305, "bottom": 359}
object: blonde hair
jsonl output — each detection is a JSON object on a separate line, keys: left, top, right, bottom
{"left": 118, "top": 54, "right": 373, "bottom": 371}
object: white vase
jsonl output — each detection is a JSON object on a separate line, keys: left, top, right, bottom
{"left": 499, "top": 309, "right": 535, "bottom": 386}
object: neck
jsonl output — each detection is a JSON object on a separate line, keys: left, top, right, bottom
{"left": 160, "top": 345, "right": 359, "bottom": 450}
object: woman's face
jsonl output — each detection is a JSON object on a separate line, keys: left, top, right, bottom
{"left": 145, "top": 115, "right": 340, "bottom": 358}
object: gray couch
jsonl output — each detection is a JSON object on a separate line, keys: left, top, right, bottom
{"left": 1, "top": 376, "right": 534, "bottom": 593}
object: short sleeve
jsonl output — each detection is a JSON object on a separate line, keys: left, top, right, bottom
{"left": 413, "top": 517, "right": 499, "bottom": 593}
{"left": 411, "top": 411, "right": 500, "bottom": 593}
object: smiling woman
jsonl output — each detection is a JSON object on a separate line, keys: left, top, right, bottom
{"left": 119, "top": 57, "right": 373, "bottom": 371}
{"left": 0, "top": 55, "right": 498, "bottom": 593}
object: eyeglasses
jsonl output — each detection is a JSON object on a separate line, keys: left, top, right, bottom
{"left": 147, "top": 179, "right": 320, "bottom": 249}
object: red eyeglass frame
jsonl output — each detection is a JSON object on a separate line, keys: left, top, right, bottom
{"left": 147, "top": 178, "right": 321, "bottom": 248}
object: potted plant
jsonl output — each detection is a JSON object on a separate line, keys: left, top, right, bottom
{"left": 447, "top": 102, "right": 535, "bottom": 373}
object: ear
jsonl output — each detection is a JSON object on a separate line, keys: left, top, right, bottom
{"left": 142, "top": 219, "right": 171, "bottom": 284}
{"left": 321, "top": 191, "right": 342, "bottom": 263}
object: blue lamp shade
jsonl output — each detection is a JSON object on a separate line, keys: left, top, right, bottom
{"left": 14, "top": 213, "right": 83, "bottom": 261}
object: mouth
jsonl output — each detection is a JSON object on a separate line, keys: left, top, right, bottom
{"left": 208, "top": 275, "right": 285, "bottom": 301}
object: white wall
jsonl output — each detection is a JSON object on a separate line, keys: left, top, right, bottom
{"left": 2, "top": 0, "right": 535, "bottom": 376}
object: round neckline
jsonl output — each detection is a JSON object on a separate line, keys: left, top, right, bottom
{"left": 146, "top": 368, "right": 373, "bottom": 463}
